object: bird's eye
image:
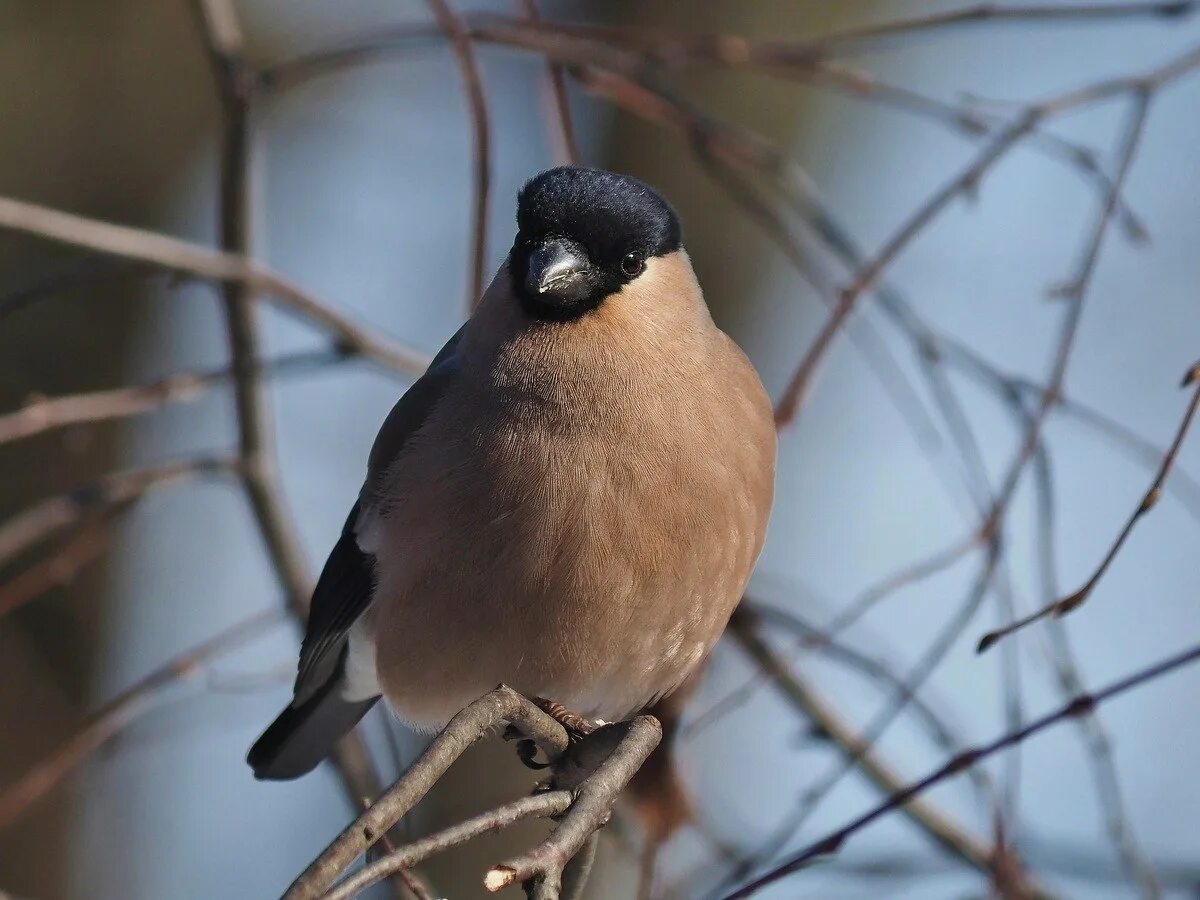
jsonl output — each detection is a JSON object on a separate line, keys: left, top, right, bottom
{"left": 621, "top": 252, "right": 644, "bottom": 277}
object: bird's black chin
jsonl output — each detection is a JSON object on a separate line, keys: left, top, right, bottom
{"left": 519, "top": 290, "right": 604, "bottom": 322}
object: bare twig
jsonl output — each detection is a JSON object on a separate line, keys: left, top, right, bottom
{"left": 723, "top": 608, "right": 1006, "bottom": 888}
{"left": 485, "top": 717, "right": 661, "bottom": 895}
{"left": 189, "top": 0, "right": 389, "bottom": 832}
{"left": 1027, "top": 436, "right": 1162, "bottom": 897}
{"left": 724, "top": 639, "right": 1200, "bottom": 898}
{"left": 0, "top": 526, "right": 108, "bottom": 620}
{"left": 0, "top": 611, "right": 282, "bottom": 830}
{"left": 514, "top": 0, "right": 579, "bottom": 165}
{"left": 0, "top": 347, "right": 355, "bottom": 448}
{"left": 824, "top": 531, "right": 983, "bottom": 637}
{"left": 285, "top": 687, "right": 570, "bottom": 900}
{"left": 775, "top": 45, "right": 1200, "bottom": 426}
{"left": 979, "top": 361, "right": 1200, "bottom": 651}
{"left": 427, "top": 0, "right": 492, "bottom": 310}
{"left": 0, "top": 195, "right": 428, "bottom": 377}
{"left": 322, "top": 792, "right": 573, "bottom": 900}
{"left": 794, "top": 2, "right": 1194, "bottom": 53}
{"left": 0, "top": 456, "right": 238, "bottom": 573}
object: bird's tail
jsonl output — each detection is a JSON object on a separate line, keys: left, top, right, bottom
{"left": 247, "top": 673, "right": 379, "bottom": 780}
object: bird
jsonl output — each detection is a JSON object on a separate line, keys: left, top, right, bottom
{"left": 248, "top": 166, "right": 776, "bottom": 780}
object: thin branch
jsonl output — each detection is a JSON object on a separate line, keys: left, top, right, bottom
{"left": 739, "top": 550, "right": 1001, "bottom": 881}
{"left": 0, "top": 347, "right": 356, "bottom": 448}
{"left": 0, "top": 611, "right": 282, "bottom": 830}
{"left": 775, "top": 44, "right": 1200, "bottom": 426}
{"left": 285, "top": 687, "right": 570, "bottom": 900}
{"left": 0, "top": 456, "right": 238, "bottom": 572}
{"left": 322, "top": 792, "right": 573, "bottom": 900}
{"left": 0, "top": 526, "right": 108, "bottom": 620}
{"left": 427, "top": 0, "right": 492, "bottom": 310}
{"left": 979, "top": 361, "right": 1200, "bottom": 651}
{"left": 796, "top": 2, "right": 1194, "bottom": 53}
{"left": 1028, "top": 423, "right": 1162, "bottom": 898}
{"left": 514, "top": 0, "right": 579, "bottom": 165}
{"left": 823, "top": 531, "right": 983, "bottom": 637}
{"left": 0, "top": 194, "right": 429, "bottom": 377}
{"left": 485, "top": 717, "right": 661, "bottom": 894}
{"left": 722, "top": 607, "right": 1015, "bottom": 892}
{"left": 724, "top": 639, "right": 1200, "bottom": 898}
{"left": 737, "top": 602, "right": 987, "bottom": 789}
{"left": 189, "top": 0, "right": 389, "bottom": 832}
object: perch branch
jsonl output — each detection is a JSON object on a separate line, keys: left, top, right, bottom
{"left": 322, "top": 792, "right": 573, "bottom": 900}
{"left": 285, "top": 686, "right": 570, "bottom": 900}
{"left": 485, "top": 717, "right": 661, "bottom": 894}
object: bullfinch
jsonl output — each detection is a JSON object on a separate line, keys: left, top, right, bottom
{"left": 248, "top": 166, "right": 775, "bottom": 780}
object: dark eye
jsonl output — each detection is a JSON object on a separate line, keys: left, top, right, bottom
{"left": 621, "top": 252, "right": 644, "bottom": 277}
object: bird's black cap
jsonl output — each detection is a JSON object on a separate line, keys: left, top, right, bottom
{"left": 511, "top": 167, "right": 682, "bottom": 320}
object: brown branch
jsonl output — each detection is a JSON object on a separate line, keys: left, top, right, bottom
{"left": 189, "top": 0, "right": 389, "bottom": 832}
{"left": 723, "top": 607, "right": 1009, "bottom": 890}
{"left": 514, "top": 0, "right": 579, "bottom": 165}
{"left": 734, "top": 602, "right": 987, "bottom": 784}
{"left": 485, "top": 717, "right": 661, "bottom": 895}
{"left": 427, "top": 0, "right": 492, "bottom": 310}
{"left": 783, "top": 61, "right": 1148, "bottom": 244}
{"left": 978, "top": 361, "right": 1200, "bottom": 652}
{"left": 794, "top": 2, "right": 1193, "bottom": 53}
{"left": 322, "top": 792, "right": 573, "bottom": 900}
{"left": 739, "top": 549, "right": 1002, "bottom": 880}
{"left": 1027, "top": 432, "right": 1162, "bottom": 897}
{"left": 0, "top": 611, "right": 282, "bottom": 830}
{"left": 0, "top": 526, "right": 108, "bottom": 620}
{"left": 724, "top": 639, "right": 1200, "bottom": 898}
{"left": 824, "top": 531, "right": 983, "bottom": 637}
{"left": 192, "top": 0, "right": 310, "bottom": 614}
{"left": 0, "top": 195, "right": 429, "bottom": 377}
{"left": 0, "top": 456, "right": 238, "bottom": 573}
{"left": 0, "top": 347, "right": 355, "bottom": 448}
{"left": 285, "top": 687, "right": 570, "bottom": 900}
{"left": 774, "top": 44, "right": 1200, "bottom": 426}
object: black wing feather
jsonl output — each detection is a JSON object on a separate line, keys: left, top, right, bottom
{"left": 292, "top": 504, "right": 376, "bottom": 704}
{"left": 289, "top": 327, "right": 464, "bottom": 706}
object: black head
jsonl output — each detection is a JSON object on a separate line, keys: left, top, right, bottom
{"left": 510, "top": 167, "right": 682, "bottom": 321}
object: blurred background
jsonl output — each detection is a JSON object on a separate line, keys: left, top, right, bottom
{"left": 1, "top": 2, "right": 1198, "bottom": 898}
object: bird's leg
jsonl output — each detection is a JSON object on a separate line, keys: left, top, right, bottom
{"left": 534, "top": 697, "right": 600, "bottom": 739}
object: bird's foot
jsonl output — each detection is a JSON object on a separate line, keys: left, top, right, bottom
{"left": 505, "top": 731, "right": 549, "bottom": 771}
{"left": 504, "top": 698, "right": 601, "bottom": 771}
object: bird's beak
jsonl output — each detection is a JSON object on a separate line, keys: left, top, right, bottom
{"left": 525, "top": 237, "right": 592, "bottom": 303}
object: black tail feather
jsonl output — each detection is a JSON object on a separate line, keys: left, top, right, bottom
{"left": 248, "top": 674, "right": 379, "bottom": 780}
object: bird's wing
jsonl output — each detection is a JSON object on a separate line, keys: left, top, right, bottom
{"left": 291, "top": 325, "right": 464, "bottom": 705}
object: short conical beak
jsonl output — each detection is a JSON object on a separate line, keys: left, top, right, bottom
{"left": 526, "top": 237, "right": 591, "bottom": 299}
